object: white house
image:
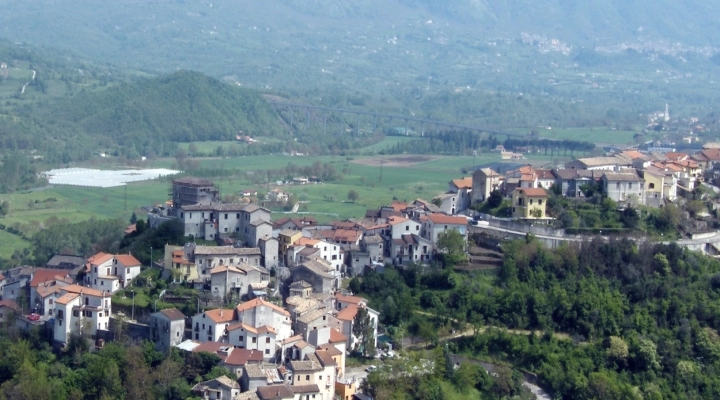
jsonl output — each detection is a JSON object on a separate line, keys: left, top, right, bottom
{"left": 179, "top": 203, "right": 272, "bottom": 244}
{"left": 191, "top": 308, "right": 236, "bottom": 342}
{"left": 53, "top": 285, "right": 112, "bottom": 345}
{"left": 226, "top": 322, "right": 278, "bottom": 360}
{"left": 85, "top": 253, "right": 142, "bottom": 294}
{"left": 235, "top": 298, "right": 293, "bottom": 342}
{"left": 421, "top": 214, "right": 468, "bottom": 247}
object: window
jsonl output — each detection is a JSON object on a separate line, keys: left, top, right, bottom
{"left": 99, "top": 312, "right": 103, "bottom": 317}
{"left": 181, "top": 212, "right": 184, "bottom": 218}
{"left": 49, "top": 299, "right": 53, "bottom": 304}
{"left": 101, "top": 281, "right": 104, "bottom": 286}
{"left": 265, "top": 349, "right": 270, "bottom": 354}
{"left": 306, "top": 375, "right": 310, "bottom": 381}
{"left": 529, "top": 199, "right": 533, "bottom": 205}
{"left": 73, "top": 310, "right": 79, "bottom": 317}
{"left": 239, "top": 336, "right": 243, "bottom": 342}
{"left": 252, "top": 337, "right": 257, "bottom": 343}
{"left": 616, "top": 182, "right": 620, "bottom": 189}
{"left": 416, "top": 226, "right": 419, "bottom": 230}
{"left": 628, "top": 183, "right": 633, "bottom": 189}
{"left": 405, "top": 226, "right": 409, "bottom": 231}
{"left": 538, "top": 199, "right": 543, "bottom": 205}
{"left": 649, "top": 183, "right": 655, "bottom": 189}
{"left": 266, "top": 337, "right": 270, "bottom": 344}
{"left": 177, "top": 331, "right": 180, "bottom": 337}
{"left": 237, "top": 213, "right": 240, "bottom": 219}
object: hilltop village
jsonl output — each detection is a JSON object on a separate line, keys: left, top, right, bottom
{"left": 3, "top": 143, "right": 720, "bottom": 399}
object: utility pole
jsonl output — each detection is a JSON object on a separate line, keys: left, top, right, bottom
{"left": 131, "top": 290, "right": 135, "bottom": 322}
{"left": 124, "top": 185, "right": 127, "bottom": 211}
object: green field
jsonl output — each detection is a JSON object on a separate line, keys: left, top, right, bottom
{"left": 537, "top": 127, "right": 637, "bottom": 145}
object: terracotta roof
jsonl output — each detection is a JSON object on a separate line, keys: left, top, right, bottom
{"left": 124, "top": 224, "right": 137, "bottom": 234}
{"left": 236, "top": 298, "right": 290, "bottom": 317}
{"left": 0, "top": 299, "right": 19, "bottom": 311}
{"left": 388, "top": 201, "right": 408, "bottom": 212}
{"left": 335, "top": 293, "right": 364, "bottom": 305}
{"left": 336, "top": 304, "right": 359, "bottom": 321}
{"left": 224, "top": 348, "right": 264, "bottom": 366}
{"left": 226, "top": 322, "right": 277, "bottom": 335}
{"left": 88, "top": 252, "right": 114, "bottom": 266}
{"left": 535, "top": 169, "right": 555, "bottom": 179}
{"left": 427, "top": 214, "right": 468, "bottom": 225}
{"left": 514, "top": 187, "right": 548, "bottom": 197}
{"left": 115, "top": 254, "right": 141, "bottom": 267}
{"left": 61, "top": 284, "right": 107, "bottom": 298}
{"left": 388, "top": 216, "right": 409, "bottom": 226}
{"left": 192, "top": 342, "right": 232, "bottom": 359}
{"left": 451, "top": 177, "right": 473, "bottom": 189}
{"left": 0, "top": 274, "right": 4, "bottom": 281}
{"left": 202, "top": 308, "right": 236, "bottom": 324}
{"left": 296, "top": 237, "right": 320, "bottom": 246}
{"left": 329, "top": 328, "right": 347, "bottom": 343}
{"left": 665, "top": 152, "right": 688, "bottom": 161}
{"left": 159, "top": 308, "right": 186, "bottom": 321}
{"left": 55, "top": 293, "right": 80, "bottom": 305}
{"left": 29, "top": 269, "right": 69, "bottom": 287}
{"left": 622, "top": 150, "right": 646, "bottom": 160}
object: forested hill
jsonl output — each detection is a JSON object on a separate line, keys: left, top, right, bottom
{"left": 7, "top": 71, "right": 285, "bottom": 161}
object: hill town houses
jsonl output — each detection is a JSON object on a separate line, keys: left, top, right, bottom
{"left": 9, "top": 143, "right": 718, "bottom": 399}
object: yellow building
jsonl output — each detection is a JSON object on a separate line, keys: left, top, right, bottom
{"left": 512, "top": 187, "right": 548, "bottom": 219}
{"left": 163, "top": 244, "right": 198, "bottom": 282}
{"left": 278, "top": 229, "right": 303, "bottom": 260}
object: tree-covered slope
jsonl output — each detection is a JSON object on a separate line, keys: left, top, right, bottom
{"left": 8, "top": 70, "right": 284, "bottom": 160}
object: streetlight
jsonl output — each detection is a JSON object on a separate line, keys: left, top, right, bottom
{"left": 131, "top": 290, "right": 135, "bottom": 322}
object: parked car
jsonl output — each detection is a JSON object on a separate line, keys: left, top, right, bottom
{"left": 365, "top": 365, "right": 377, "bottom": 373}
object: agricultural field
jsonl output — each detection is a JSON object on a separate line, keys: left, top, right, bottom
{"left": 0, "top": 147, "right": 562, "bottom": 258}
{"left": 536, "top": 127, "right": 637, "bottom": 145}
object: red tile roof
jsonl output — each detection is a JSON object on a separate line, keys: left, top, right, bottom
{"left": 88, "top": 252, "right": 114, "bottom": 266}
{"left": 514, "top": 187, "right": 548, "bottom": 197}
{"left": 388, "top": 216, "right": 409, "bottom": 226}
{"left": 336, "top": 304, "right": 359, "bottom": 321}
{"left": 224, "top": 348, "right": 264, "bottom": 366}
{"left": 236, "top": 298, "right": 290, "bottom": 317}
{"left": 451, "top": 177, "right": 473, "bottom": 189}
{"left": 427, "top": 214, "right": 468, "bottom": 225}
{"left": 61, "top": 284, "right": 108, "bottom": 298}
{"left": 203, "top": 308, "right": 236, "bottom": 324}
{"left": 335, "top": 293, "right": 364, "bottom": 305}
{"left": 115, "top": 254, "right": 141, "bottom": 267}
{"left": 29, "top": 269, "right": 69, "bottom": 287}
{"left": 55, "top": 293, "right": 80, "bottom": 305}
{"left": 0, "top": 274, "right": 5, "bottom": 281}
{"left": 329, "top": 328, "right": 347, "bottom": 343}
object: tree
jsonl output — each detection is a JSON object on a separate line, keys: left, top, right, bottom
{"left": 431, "top": 197, "right": 443, "bottom": 207}
{"left": 129, "top": 212, "right": 138, "bottom": 224}
{"left": 0, "top": 200, "right": 9, "bottom": 217}
{"left": 436, "top": 229, "right": 467, "bottom": 266}
{"left": 488, "top": 189, "right": 503, "bottom": 208}
{"left": 352, "top": 307, "right": 376, "bottom": 358}
{"left": 347, "top": 189, "right": 359, "bottom": 203}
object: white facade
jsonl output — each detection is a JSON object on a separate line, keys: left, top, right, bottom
{"left": 421, "top": 215, "right": 468, "bottom": 247}
{"left": 85, "top": 253, "right": 141, "bottom": 294}
{"left": 191, "top": 309, "right": 235, "bottom": 343}
{"left": 227, "top": 323, "right": 277, "bottom": 360}
{"left": 179, "top": 203, "right": 271, "bottom": 242}
{"left": 236, "top": 299, "right": 293, "bottom": 342}
{"left": 53, "top": 286, "right": 112, "bottom": 345}
{"left": 210, "top": 265, "right": 263, "bottom": 301}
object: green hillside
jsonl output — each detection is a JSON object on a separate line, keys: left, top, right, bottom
{"left": 3, "top": 70, "right": 285, "bottom": 161}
